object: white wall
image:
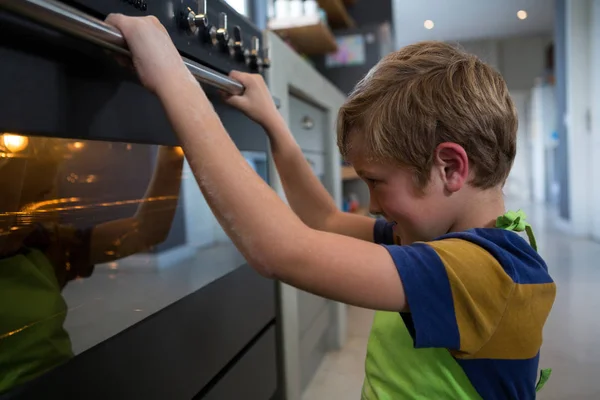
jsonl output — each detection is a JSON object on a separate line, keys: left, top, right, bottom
{"left": 530, "top": 84, "right": 557, "bottom": 204}
{"left": 458, "top": 35, "right": 552, "bottom": 91}
{"left": 505, "top": 91, "right": 532, "bottom": 202}
{"left": 565, "top": 0, "right": 592, "bottom": 237}
{"left": 500, "top": 36, "right": 553, "bottom": 91}
{"left": 458, "top": 40, "right": 500, "bottom": 70}
{"left": 457, "top": 35, "right": 551, "bottom": 203}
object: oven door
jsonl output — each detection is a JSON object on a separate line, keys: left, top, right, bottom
{"left": 0, "top": 3, "right": 279, "bottom": 400}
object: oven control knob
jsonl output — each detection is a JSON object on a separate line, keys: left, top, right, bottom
{"left": 210, "top": 12, "right": 229, "bottom": 51}
{"left": 262, "top": 46, "right": 271, "bottom": 70}
{"left": 180, "top": 0, "right": 208, "bottom": 34}
{"left": 229, "top": 26, "right": 245, "bottom": 62}
{"left": 246, "top": 36, "right": 263, "bottom": 72}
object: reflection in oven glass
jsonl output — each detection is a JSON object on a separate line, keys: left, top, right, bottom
{"left": 0, "top": 133, "right": 265, "bottom": 393}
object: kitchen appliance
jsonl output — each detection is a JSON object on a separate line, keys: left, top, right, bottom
{"left": 0, "top": 0, "right": 281, "bottom": 398}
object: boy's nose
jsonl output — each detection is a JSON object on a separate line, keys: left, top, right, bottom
{"left": 369, "top": 196, "right": 382, "bottom": 216}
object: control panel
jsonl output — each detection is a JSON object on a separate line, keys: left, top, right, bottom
{"left": 66, "top": 0, "right": 269, "bottom": 75}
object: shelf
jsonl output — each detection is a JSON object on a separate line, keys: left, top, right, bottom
{"left": 317, "top": 0, "right": 355, "bottom": 29}
{"left": 341, "top": 165, "right": 360, "bottom": 181}
{"left": 269, "top": 16, "right": 338, "bottom": 55}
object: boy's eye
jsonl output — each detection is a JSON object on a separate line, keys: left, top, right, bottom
{"left": 366, "top": 178, "right": 379, "bottom": 186}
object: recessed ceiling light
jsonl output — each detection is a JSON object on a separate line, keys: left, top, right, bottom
{"left": 424, "top": 20, "right": 434, "bottom": 29}
{"left": 517, "top": 10, "right": 528, "bottom": 20}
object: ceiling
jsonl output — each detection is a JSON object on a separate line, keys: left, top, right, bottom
{"left": 392, "top": 0, "right": 555, "bottom": 48}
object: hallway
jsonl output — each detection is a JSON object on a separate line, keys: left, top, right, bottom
{"left": 303, "top": 204, "right": 600, "bottom": 399}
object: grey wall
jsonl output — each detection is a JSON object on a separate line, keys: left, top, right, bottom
{"left": 311, "top": 23, "right": 393, "bottom": 95}
{"left": 346, "top": 0, "right": 393, "bottom": 27}
{"left": 555, "top": 0, "right": 569, "bottom": 219}
{"left": 305, "top": 0, "right": 394, "bottom": 95}
{"left": 457, "top": 34, "right": 553, "bottom": 91}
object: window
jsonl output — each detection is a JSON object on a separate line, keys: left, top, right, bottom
{"left": 225, "top": 0, "right": 248, "bottom": 16}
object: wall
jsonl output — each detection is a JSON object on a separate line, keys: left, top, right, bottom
{"left": 565, "top": 0, "right": 592, "bottom": 236}
{"left": 457, "top": 34, "right": 551, "bottom": 203}
{"left": 308, "top": 0, "right": 395, "bottom": 95}
{"left": 506, "top": 90, "right": 533, "bottom": 201}
{"left": 591, "top": 0, "right": 600, "bottom": 240}
{"left": 457, "top": 35, "right": 553, "bottom": 91}
{"left": 311, "top": 23, "right": 394, "bottom": 95}
{"left": 346, "top": 0, "right": 393, "bottom": 27}
{"left": 554, "top": 0, "right": 569, "bottom": 218}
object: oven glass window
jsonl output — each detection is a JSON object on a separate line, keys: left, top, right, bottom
{"left": 0, "top": 133, "right": 265, "bottom": 393}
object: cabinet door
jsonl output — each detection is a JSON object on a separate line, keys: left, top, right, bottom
{"left": 303, "top": 151, "right": 325, "bottom": 178}
{"left": 299, "top": 305, "right": 331, "bottom": 390}
{"left": 289, "top": 95, "right": 326, "bottom": 153}
{"left": 200, "top": 326, "right": 278, "bottom": 400}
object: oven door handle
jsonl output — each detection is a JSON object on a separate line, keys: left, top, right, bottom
{"left": 0, "top": 0, "right": 258, "bottom": 99}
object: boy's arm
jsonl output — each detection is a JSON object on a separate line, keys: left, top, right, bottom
{"left": 265, "top": 114, "right": 376, "bottom": 241}
{"left": 105, "top": 14, "right": 406, "bottom": 312}
{"left": 224, "top": 72, "right": 376, "bottom": 242}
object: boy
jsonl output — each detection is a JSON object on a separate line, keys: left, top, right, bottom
{"left": 105, "top": 15, "right": 556, "bottom": 399}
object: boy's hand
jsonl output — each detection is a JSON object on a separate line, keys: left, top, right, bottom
{"left": 223, "top": 71, "right": 281, "bottom": 129}
{"left": 104, "top": 14, "right": 193, "bottom": 96}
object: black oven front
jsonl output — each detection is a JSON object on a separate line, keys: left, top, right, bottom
{"left": 0, "top": 0, "right": 280, "bottom": 399}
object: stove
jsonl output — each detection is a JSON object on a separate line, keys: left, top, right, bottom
{"left": 0, "top": 1, "right": 282, "bottom": 399}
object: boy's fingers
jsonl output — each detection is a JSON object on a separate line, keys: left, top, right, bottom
{"left": 223, "top": 95, "right": 243, "bottom": 108}
{"left": 229, "top": 70, "right": 256, "bottom": 88}
{"left": 105, "top": 13, "right": 128, "bottom": 33}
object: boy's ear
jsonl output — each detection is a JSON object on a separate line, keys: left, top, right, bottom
{"left": 433, "top": 143, "right": 469, "bottom": 193}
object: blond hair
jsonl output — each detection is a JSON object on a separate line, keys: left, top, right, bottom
{"left": 337, "top": 41, "right": 517, "bottom": 189}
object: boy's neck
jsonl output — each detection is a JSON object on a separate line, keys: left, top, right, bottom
{"left": 449, "top": 188, "right": 506, "bottom": 233}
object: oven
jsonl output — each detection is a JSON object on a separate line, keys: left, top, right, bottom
{"left": 0, "top": 0, "right": 281, "bottom": 398}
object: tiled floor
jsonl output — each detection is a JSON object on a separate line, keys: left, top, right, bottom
{"left": 303, "top": 204, "right": 600, "bottom": 400}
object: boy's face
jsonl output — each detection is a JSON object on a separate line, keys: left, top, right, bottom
{"left": 352, "top": 160, "right": 452, "bottom": 244}
{"left": 347, "top": 142, "right": 469, "bottom": 245}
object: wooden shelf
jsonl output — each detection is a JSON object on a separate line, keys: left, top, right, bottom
{"left": 341, "top": 165, "right": 360, "bottom": 181}
{"left": 269, "top": 17, "right": 338, "bottom": 55}
{"left": 317, "top": 0, "right": 355, "bottom": 29}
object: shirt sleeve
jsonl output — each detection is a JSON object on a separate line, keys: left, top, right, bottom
{"left": 383, "top": 238, "right": 515, "bottom": 355}
{"left": 373, "top": 219, "right": 396, "bottom": 245}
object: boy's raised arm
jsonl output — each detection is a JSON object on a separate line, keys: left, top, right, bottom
{"left": 224, "top": 71, "right": 377, "bottom": 242}
{"left": 104, "top": 14, "right": 407, "bottom": 312}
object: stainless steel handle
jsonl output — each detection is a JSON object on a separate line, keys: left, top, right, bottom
{"left": 0, "top": 0, "right": 245, "bottom": 95}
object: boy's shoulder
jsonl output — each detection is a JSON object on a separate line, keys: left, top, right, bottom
{"left": 374, "top": 219, "right": 551, "bottom": 287}
{"left": 434, "top": 227, "right": 552, "bottom": 284}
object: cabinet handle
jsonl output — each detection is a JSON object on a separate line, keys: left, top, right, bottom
{"left": 301, "top": 116, "right": 314, "bottom": 130}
